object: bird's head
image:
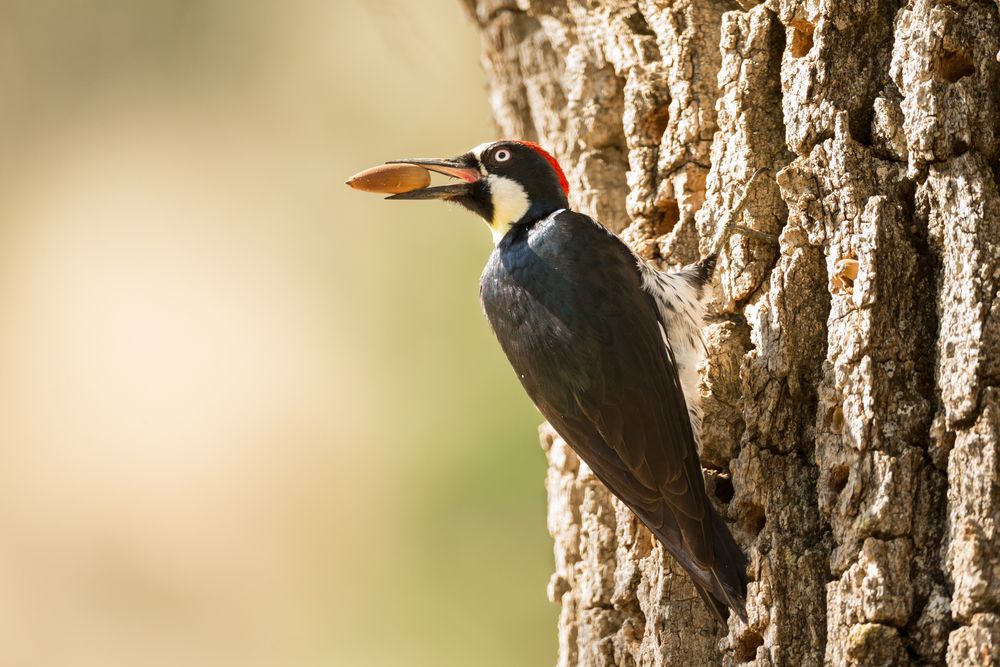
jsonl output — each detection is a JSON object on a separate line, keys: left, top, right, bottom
{"left": 386, "top": 141, "right": 570, "bottom": 243}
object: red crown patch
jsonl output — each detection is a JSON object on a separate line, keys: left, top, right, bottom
{"left": 514, "top": 141, "right": 570, "bottom": 196}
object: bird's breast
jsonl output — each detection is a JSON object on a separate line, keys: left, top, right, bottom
{"left": 479, "top": 211, "right": 648, "bottom": 406}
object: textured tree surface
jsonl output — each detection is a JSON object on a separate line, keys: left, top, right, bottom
{"left": 460, "top": 0, "right": 1000, "bottom": 665}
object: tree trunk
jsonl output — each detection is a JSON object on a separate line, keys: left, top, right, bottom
{"left": 460, "top": 0, "right": 1000, "bottom": 664}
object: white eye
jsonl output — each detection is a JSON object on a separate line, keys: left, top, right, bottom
{"left": 494, "top": 149, "right": 511, "bottom": 162}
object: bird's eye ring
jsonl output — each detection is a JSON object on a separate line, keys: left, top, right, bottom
{"left": 494, "top": 149, "right": 511, "bottom": 162}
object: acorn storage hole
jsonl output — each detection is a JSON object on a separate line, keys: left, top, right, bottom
{"left": 744, "top": 503, "right": 766, "bottom": 536}
{"left": 652, "top": 199, "right": 680, "bottom": 237}
{"left": 935, "top": 49, "right": 975, "bottom": 83}
{"left": 714, "top": 476, "right": 735, "bottom": 504}
{"left": 734, "top": 629, "right": 765, "bottom": 662}
{"left": 790, "top": 20, "right": 815, "bottom": 58}
{"left": 830, "top": 405, "right": 845, "bottom": 433}
{"left": 829, "top": 465, "right": 849, "bottom": 495}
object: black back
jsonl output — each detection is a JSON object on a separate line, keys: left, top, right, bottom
{"left": 480, "top": 209, "right": 747, "bottom": 619}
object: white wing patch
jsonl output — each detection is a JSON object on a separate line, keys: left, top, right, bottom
{"left": 561, "top": 213, "right": 710, "bottom": 441}
{"left": 640, "top": 262, "right": 709, "bottom": 445}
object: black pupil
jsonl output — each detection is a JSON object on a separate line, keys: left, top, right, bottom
{"left": 497, "top": 150, "right": 508, "bottom": 161}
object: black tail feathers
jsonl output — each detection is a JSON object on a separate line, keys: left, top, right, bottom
{"left": 706, "top": 507, "right": 749, "bottom": 623}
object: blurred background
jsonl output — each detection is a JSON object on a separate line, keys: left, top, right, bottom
{"left": 0, "top": 1, "right": 556, "bottom": 665}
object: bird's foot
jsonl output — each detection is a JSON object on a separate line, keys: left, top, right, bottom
{"left": 707, "top": 168, "right": 779, "bottom": 258}
{"left": 727, "top": 223, "right": 778, "bottom": 245}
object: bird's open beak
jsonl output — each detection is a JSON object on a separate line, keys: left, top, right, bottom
{"left": 383, "top": 156, "right": 481, "bottom": 200}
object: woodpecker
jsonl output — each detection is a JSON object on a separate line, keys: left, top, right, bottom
{"left": 379, "top": 140, "right": 759, "bottom": 622}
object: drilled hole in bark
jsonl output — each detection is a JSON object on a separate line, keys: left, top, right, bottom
{"left": 734, "top": 630, "right": 764, "bottom": 662}
{"left": 829, "top": 405, "right": 845, "bottom": 433}
{"left": 790, "top": 20, "right": 815, "bottom": 58}
{"left": 647, "top": 105, "right": 670, "bottom": 140}
{"left": 935, "top": 49, "right": 975, "bottom": 82}
{"left": 829, "top": 465, "right": 849, "bottom": 495}
{"left": 745, "top": 504, "right": 766, "bottom": 536}
{"left": 624, "top": 10, "right": 655, "bottom": 37}
{"left": 714, "top": 476, "right": 735, "bottom": 503}
{"left": 651, "top": 199, "right": 680, "bottom": 236}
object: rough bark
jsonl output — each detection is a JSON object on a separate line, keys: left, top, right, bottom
{"left": 460, "top": 0, "right": 1000, "bottom": 664}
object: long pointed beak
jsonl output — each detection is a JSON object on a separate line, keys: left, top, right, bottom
{"left": 384, "top": 156, "right": 480, "bottom": 200}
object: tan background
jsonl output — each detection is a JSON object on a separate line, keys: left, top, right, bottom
{"left": 0, "top": 1, "right": 556, "bottom": 665}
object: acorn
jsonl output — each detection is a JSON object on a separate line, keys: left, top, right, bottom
{"left": 832, "top": 257, "right": 859, "bottom": 295}
{"left": 345, "top": 163, "right": 431, "bottom": 194}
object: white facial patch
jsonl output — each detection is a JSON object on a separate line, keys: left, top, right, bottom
{"left": 471, "top": 142, "right": 493, "bottom": 176}
{"left": 471, "top": 142, "right": 493, "bottom": 160}
{"left": 487, "top": 174, "right": 530, "bottom": 244}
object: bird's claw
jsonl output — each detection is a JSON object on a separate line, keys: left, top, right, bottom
{"left": 729, "top": 223, "right": 778, "bottom": 245}
{"left": 708, "top": 167, "right": 778, "bottom": 258}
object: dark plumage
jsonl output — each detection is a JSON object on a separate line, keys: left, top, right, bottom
{"left": 481, "top": 209, "right": 747, "bottom": 622}
{"left": 377, "top": 140, "right": 749, "bottom": 622}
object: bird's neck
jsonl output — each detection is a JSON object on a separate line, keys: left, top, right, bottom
{"left": 490, "top": 199, "right": 566, "bottom": 245}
